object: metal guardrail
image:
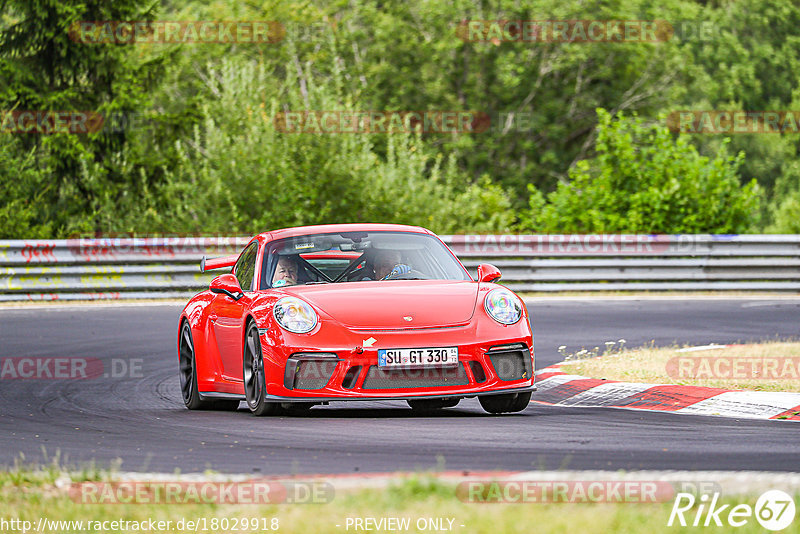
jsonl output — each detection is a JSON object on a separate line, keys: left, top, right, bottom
{"left": 1, "top": 235, "right": 799, "bottom": 301}
{"left": 0, "top": 237, "right": 247, "bottom": 301}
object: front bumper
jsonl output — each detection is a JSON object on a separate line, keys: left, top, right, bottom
{"left": 261, "top": 334, "right": 535, "bottom": 401}
{"left": 262, "top": 385, "right": 536, "bottom": 403}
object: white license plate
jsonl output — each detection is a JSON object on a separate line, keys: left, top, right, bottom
{"left": 377, "top": 347, "right": 459, "bottom": 368}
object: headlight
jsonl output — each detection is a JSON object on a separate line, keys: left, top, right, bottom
{"left": 484, "top": 288, "right": 523, "bottom": 325}
{"left": 273, "top": 297, "right": 318, "bottom": 334}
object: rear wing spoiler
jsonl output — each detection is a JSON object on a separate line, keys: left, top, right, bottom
{"left": 200, "top": 254, "right": 239, "bottom": 273}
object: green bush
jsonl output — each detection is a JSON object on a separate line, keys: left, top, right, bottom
{"left": 3, "top": 0, "right": 793, "bottom": 238}
{"left": 522, "top": 109, "right": 763, "bottom": 233}
{"left": 0, "top": 137, "right": 53, "bottom": 238}
{"left": 132, "top": 52, "right": 515, "bottom": 235}
{"left": 766, "top": 190, "right": 800, "bottom": 233}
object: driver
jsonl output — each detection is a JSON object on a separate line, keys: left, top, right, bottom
{"left": 373, "top": 250, "right": 411, "bottom": 280}
{"left": 272, "top": 255, "right": 299, "bottom": 287}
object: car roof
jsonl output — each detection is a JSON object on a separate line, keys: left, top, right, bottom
{"left": 256, "top": 223, "right": 434, "bottom": 242}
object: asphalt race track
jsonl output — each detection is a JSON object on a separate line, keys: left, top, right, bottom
{"left": 1, "top": 298, "right": 798, "bottom": 474}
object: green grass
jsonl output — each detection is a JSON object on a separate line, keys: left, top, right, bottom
{"left": 1, "top": 470, "right": 799, "bottom": 533}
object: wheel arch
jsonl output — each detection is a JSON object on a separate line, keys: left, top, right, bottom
{"left": 242, "top": 313, "right": 258, "bottom": 344}
{"left": 177, "top": 314, "right": 191, "bottom": 359}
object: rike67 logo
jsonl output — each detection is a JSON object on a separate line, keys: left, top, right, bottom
{"left": 669, "top": 490, "right": 796, "bottom": 531}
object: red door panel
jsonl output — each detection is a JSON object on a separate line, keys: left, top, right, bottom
{"left": 209, "top": 294, "right": 247, "bottom": 382}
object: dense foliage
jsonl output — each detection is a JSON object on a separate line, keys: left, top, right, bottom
{"left": 522, "top": 109, "right": 762, "bottom": 233}
{"left": 0, "top": 0, "right": 797, "bottom": 237}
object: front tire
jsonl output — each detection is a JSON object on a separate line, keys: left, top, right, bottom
{"left": 179, "top": 322, "right": 239, "bottom": 411}
{"left": 243, "top": 321, "right": 281, "bottom": 416}
{"left": 479, "top": 391, "right": 532, "bottom": 414}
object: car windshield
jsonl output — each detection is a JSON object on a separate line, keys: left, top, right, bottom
{"left": 261, "top": 231, "right": 470, "bottom": 288}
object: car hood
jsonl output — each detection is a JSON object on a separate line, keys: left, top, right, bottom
{"left": 287, "top": 280, "right": 479, "bottom": 329}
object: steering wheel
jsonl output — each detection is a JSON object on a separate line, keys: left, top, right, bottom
{"left": 382, "top": 265, "right": 429, "bottom": 280}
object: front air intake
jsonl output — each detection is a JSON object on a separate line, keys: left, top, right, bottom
{"left": 468, "top": 360, "right": 487, "bottom": 383}
{"left": 284, "top": 354, "right": 339, "bottom": 390}
{"left": 486, "top": 345, "right": 532, "bottom": 381}
{"left": 341, "top": 366, "right": 362, "bottom": 389}
{"left": 361, "top": 364, "right": 469, "bottom": 389}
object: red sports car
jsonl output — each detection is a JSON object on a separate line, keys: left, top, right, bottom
{"left": 178, "top": 224, "right": 535, "bottom": 415}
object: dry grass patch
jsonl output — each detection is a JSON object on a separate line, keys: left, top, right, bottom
{"left": 559, "top": 342, "right": 800, "bottom": 392}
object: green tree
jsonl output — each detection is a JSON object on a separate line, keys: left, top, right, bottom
{"left": 327, "top": 0, "right": 696, "bottom": 204}
{"left": 154, "top": 0, "right": 700, "bottom": 205}
{"left": 522, "top": 109, "right": 762, "bottom": 233}
{"left": 0, "top": 136, "right": 52, "bottom": 237}
{"left": 766, "top": 191, "right": 800, "bottom": 233}
{"left": 121, "top": 50, "right": 515, "bottom": 235}
{"left": 677, "top": 0, "right": 800, "bottom": 225}
{"left": 0, "top": 0, "right": 164, "bottom": 235}
{"left": 0, "top": 0, "right": 790, "bottom": 237}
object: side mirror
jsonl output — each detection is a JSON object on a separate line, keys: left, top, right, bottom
{"left": 477, "top": 263, "right": 502, "bottom": 283}
{"left": 210, "top": 274, "right": 244, "bottom": 301}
